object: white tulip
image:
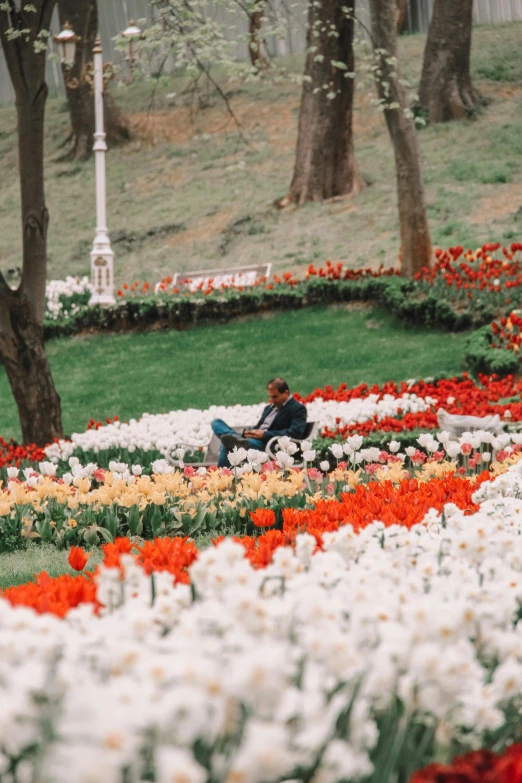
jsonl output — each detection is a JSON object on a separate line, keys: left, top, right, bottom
{"left": 228, "top": 447, "right": 248, "bottom": 467}
{"left": 39, "top": 461, "right": 57, "bottom": 477}
{"left": 276, "top": 451, "right": 295, "bottom": 470}
{"left": 445, "top": 443, "right": 461, "bottom": 459}
{"left": 330, "top": 443, "right": 344, "bottom": 460}
{"left": 347, "top": 434, "right": 363, "bottom": 451}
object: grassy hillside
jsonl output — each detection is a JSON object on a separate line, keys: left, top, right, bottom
{"left": 0, "top": 306, "right": 470, "bottom": 441}
{"left": 0, "top": 24, "right": 521, "bottom": 287}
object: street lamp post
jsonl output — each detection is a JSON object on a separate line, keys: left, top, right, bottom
{"left": 55, "top": 21, "right": 143, "bottom": 305}
{"left": 89, "top": 35, "right": 115, "bottom": 306}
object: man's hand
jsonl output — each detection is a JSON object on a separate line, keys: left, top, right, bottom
{"left": 244, "top": 429, "right": 264, "bottom": 440}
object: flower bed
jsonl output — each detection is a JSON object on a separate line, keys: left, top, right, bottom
{"left": 0, "top": 437, "right": 46, "bottom": 470}
{"left": 412, "top": 744, "right": 522, "bottom": 783}
{"left": 41, "top": 389, "right": 437, "bottom": 470}
{"left": 1, "top": 372, "right": 521, "bottom": 479}
{"left": 45, "top": 275, "right": 92, "bottom": 321}
{"left": 0, "top": 431, "right": 519, "bottom": 552}
{"left": 416, "top": 242, "right": 522, "bottom": 319}
{"left": 1, "top": 463, "right": 492, "bottom": 613}
{"left": 43, "top": 243, "right": 522, "bottom": 343}
{"left": 469, "top": 309, "right": 522, "bottom": 375}
{"left": 307, "top": 373, "right": 522, "bottom": 442}
{"left": 3, "top": 459, "right": 522, "bottom": 780}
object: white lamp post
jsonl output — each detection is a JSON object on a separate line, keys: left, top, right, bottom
{"left": 89, "top": 34, "right": 115, "bottom": 306}
{"left": 54, "top": 22, "right": 143, "bottom": 306}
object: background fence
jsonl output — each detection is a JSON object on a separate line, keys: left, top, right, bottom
{"left": 1, "top": 0, "right": 521, "bottom": 104}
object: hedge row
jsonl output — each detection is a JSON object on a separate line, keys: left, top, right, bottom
{"left": 44, "top": 276, "right": 497, "bottom": 340}
{"left": 464, "top": 326, "right": 520, "bottom": 376}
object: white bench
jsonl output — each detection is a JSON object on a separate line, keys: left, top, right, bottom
{"left": 171, "top": 263, "right": 272, "bottom": 292}
{"left": 437, "top": 408, "right": 505, "bottom": 440}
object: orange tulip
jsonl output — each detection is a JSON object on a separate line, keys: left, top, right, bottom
{"left": 68, "top": 546, "right": 90, "bottom": 572}
{"left": 250, "top": 508, "right": 276, "bottom": 528}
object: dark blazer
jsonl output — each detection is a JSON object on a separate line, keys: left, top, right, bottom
{"left": 255, "top": 397, "right": 307, "bottom": 443}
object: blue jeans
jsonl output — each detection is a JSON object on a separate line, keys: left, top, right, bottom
{"left": 211, "top": 418, "right": 265, "bottom": 468}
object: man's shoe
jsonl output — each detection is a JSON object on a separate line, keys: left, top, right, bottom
{"left": 221, "top": 434, "right": 250, "bottom": 452}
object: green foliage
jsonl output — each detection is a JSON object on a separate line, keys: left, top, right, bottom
{"left": 464, "top": 326, "right": 520, "bottom": 376}
{"left": 474, "top": 40, "right": 522, "bottom": 83}
{"left": 43, "top": 275, "right": 492, "bottom": 343}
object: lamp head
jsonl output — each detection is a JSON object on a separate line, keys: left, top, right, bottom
{"left": 121, "top": 21, "right": 144, "bottom": 63}
{"left": 54, "top": 22, "right": 80, "bottom": 67}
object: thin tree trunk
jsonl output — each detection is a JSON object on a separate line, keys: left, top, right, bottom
{"left": 368, "top": 0, "right": 432, "bottom": 278}
{"left": 0, "top": 1, "right": 64, "bottom": 445}
{"left": 282, "top": 0, "right": 364, "bottom": 205}
{"left": 418, "top": 0, "right": 481, "bottom": 123}
{"left": 58, "top": 0, "right": 131, "bottom": 160}
{"left": 248, "top": 1, "right": 270, "bottom": 71}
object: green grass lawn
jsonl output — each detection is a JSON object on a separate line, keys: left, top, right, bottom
{"left": 0, "top": 545, "right": 104, "bottom": 590}
{"left": 0, "top": 306, "right": 470, "bottom": 441}
{"left": 0, "top": 533, "right": 215, "bottom": 591}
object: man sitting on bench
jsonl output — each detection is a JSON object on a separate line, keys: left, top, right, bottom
{"left": 211, "top": 377, "right": 307, "bottom": 468}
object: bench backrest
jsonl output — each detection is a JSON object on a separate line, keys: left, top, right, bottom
{"left": 302, "top": 422, "right": 317, "bottom": 440}
{"left": 437, "top": 408, "right": 504, "bottom": 440}
{"left": 173, "top": 263, "right": 271, "bottom": 292}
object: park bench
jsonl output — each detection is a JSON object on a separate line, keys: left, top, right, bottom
{"left": 171, "top": 263, "right": 272, "bottom": 292}
{"left": 167, "top": 421, "right": 318, "bottom": 468}
{"left": 437, "top": 408, "right": 505, "bottom": 440}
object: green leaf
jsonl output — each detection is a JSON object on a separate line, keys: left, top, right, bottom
{"left": 97, "top": 527, "right": 114, "bottom": 544}
{"left": 187, "top": 507, "right": 205, "bottom": 536}
{"left": 150, "top": 505, "right": 164, "bottom": 537}
{"left": 128, "top": 504, "right": 142, "bottom": 537}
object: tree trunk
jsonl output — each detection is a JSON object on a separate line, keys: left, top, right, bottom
{"left": 282, "top": 0, "right": 364, "bottom": 205}
{"left": 0, "top": 1, "right": 64, "bottom": 445}
{"left": 248, "top": 1, "right": 270, "bottom": 71}
{"left": 58, "top": 0, "right": 131, "bottom": 160}
{"left": 368, "top": 0, "right": 432, "bottom": 278}
{"left": 396, "top": 0, "right": 408, "bottom": 32}
{"left": 418, "top": 0, "right": 481, "bottom": 123}
{"left": 0, "top": 284, "right": 63, "bottom": 446}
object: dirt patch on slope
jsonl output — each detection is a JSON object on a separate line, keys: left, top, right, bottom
{"left": 167, "top": 208, "right": 237, "bottom": 248}
{"left": 469, "top": 184, "right": 522, "bottom": 224}
{"left": 127, "top": 88, "right": 384, "bottom": 155}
